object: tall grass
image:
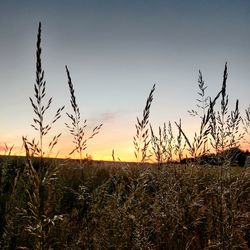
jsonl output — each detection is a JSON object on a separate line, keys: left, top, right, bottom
{"left": 150, "top": 121, "right": 186, "bottom": 164}
{"left": 133, "top": 84, "right": 155, "bottom": 163}
{"left": 65, "top": 66, "right": 102, "bottom": 163}
{"left": 209, "top": 63, "right": 243, "bottom": 155}
{"left": 27, "top": 22, "right": 64, "bottom": 159}
{"left": 19, "top": 22, "right": 64, "bottom": 250}
{"left": 188, "top": 70, "right": 209, "bottom": 119}
{"left": 242, "top": 106, "right": 250, "bottom": 146}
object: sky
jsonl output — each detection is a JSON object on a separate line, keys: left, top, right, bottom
{"left": 0, "top": 0, "right": 250, "bottom": 161}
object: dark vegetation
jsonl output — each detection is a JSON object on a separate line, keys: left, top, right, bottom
{"left": 0, "top": 23, "right": 250, "bottom": 249}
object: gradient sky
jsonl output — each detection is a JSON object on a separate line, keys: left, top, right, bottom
{"left": 0, "top": 0, "right": 250, "bottom": 160}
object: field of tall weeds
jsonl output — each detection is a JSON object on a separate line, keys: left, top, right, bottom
{"left": 0, "top": 159, "right": 249, "bottom": 249}
{"left": 0, "top": 23, "right": 250, "bottom": 250}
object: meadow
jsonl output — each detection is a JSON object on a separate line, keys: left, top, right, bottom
{"left": 0, "top": 23, "right": 250, "bottom": 249}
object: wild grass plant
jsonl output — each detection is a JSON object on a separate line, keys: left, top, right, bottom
{"left": 1, "top": 22, "right": 65, "bottom": 250}
{"left": 22, "top": 21, "right": 65, "bottom": 247}
{"left": 242, "top": 106, "right": 250, "bottom": 145}
{"left": 150, "top": 119, "right": 187, "bottom": 165}
{"left": 209, "top": 63, "right": 243, "bottom": 155}
{"left": 175, "top": 72, "right": 220, "bottom": 160}
{"left": 0, "top": 144, "right": 14, "bottom": 156}
{"left": 133, "top": 84, "right": 155, "bottom": 163}
{"left": 65, "top": 66, "right": 102, "bottom": 163}
{"left": 27, "top": 22, "right": 64, "bottom": 159}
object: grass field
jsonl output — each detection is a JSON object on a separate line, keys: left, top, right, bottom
{"left": 1, "top": 23, "right": 250, "bottom": 249}
{"left": 0, "top": 156, "right": 250, "bottom": 249}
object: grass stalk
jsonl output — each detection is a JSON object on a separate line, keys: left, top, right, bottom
{"left": 133, "top": 84, "right": 155, "bottom": 163}
{"left": 65, "top": 66, "right": 102, "bottom": 163}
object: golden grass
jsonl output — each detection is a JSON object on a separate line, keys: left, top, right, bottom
{"left": 1, "top": 158, "right": 249, "bottom": 249}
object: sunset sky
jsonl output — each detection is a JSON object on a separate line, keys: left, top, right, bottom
{"left": 0, "top": 0, "right": 250, "bottom": 161}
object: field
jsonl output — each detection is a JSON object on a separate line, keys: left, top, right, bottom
{"left": 0, "top": 156, "right": 250, "bottom": 249}
{"left": 1, "top": 23, "right": 250, "bottom": 250}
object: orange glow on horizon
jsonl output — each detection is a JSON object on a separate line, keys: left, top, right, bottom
{"left": 1, "top": 129, "right": 250, "bottom": 162}
{"left": 1, "top": 142, "right": 250, "bottom": 163}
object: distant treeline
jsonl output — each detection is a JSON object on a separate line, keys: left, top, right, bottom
{"left": 180, "top": 147, "right": 250, "bottom": 167}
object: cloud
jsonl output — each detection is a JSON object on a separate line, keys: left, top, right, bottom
{"left": 100, "top": 112, "right": 120, "bottom": 122}
{"left": 89, "top": 112, "right": 121, "bottom": 124}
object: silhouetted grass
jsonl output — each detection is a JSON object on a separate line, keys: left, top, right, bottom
{"left": 133, "top": 84, "right": 155, "bottom": 163}
{"left": 27, "top": 22, "right": 64, "bottom": 158}
{"left": 65, "top": 66, "right": 102, "bottom": 163}
{"left": 19, "top": 22, "right": 64, "bottom": 250}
